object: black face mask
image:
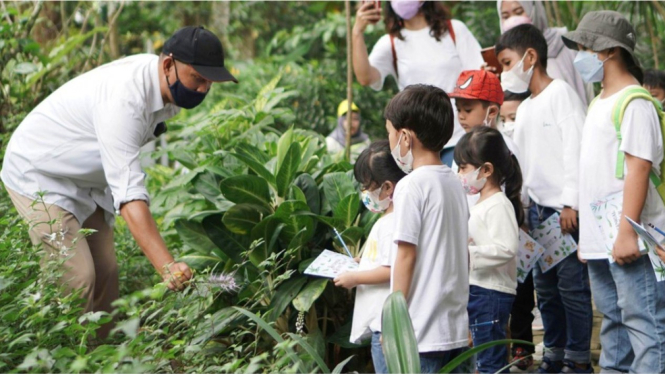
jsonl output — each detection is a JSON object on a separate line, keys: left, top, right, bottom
{"left": 166, "top": 62, "right": 207, "bottom": 109}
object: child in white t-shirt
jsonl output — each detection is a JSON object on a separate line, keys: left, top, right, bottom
{"left": 497, "top": 24, "right": 593, "bottom": 373}
{"left": 454, "top": 126, "right": 522, "bottom": 374}
{"left": 384, "top": 84, "right": 470, "bottom": 373}
{"left": 333, "top": 140, "right": 406, "bottom": 374}
{"left": 563, "top": 11, "right": 665, "bottom": 373}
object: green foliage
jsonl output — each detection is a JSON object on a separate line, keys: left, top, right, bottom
{"left": 381, "top": 292, "right": 421, "bottom": 374}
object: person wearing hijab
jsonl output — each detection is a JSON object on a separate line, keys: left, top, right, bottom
{"left": 326, "top": 100, "right": 371, "bottom": 162}
{"left": 497, "top": 0, "right": 594, "bottom": 105}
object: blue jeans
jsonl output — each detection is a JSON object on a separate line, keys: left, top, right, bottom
{"left": 468, "top": 286, "right": 515, "bottom": 373}
{"left": 588, "top": 257, "right": 665, "bottom": 373}
{"left": 440, "top": 147, "right": 455, "bottom": 167}
{"left": 420, "top": 347, "right": 470, "bottom": 373}
{"left": 528, "top": 204, "right": 593, "bottom": 364}
{"left": 373, "top": 332, "right": 470, "bottom": 373}
{"left": 371, "top": 331, "right": 388, "bottom": 374}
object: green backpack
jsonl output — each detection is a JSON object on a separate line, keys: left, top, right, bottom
{"left": 590, "top": 86, "right": 665, "bottom": 205}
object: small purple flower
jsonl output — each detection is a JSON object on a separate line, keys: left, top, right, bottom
{"left": 208, "top": 273, "right": 238, "bottom": 292}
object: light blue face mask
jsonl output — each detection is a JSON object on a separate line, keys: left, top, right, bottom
{"left": 573, "top": 51, "right": 608, "bottom": 83}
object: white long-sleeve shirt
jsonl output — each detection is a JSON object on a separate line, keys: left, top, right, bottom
{"left": 513, "top": 79, "right": 585, "bottom": 210}
{"left": 468, "top": 192, "right": 519, "bottom": 295}
{"left": 1, "top": 54, "right": 179, "bottom": 226}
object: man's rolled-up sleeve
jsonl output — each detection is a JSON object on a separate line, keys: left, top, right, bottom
{"left": 92, "top": 101, "right": 150, "bottom": 211}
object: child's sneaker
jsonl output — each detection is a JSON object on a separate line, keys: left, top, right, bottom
{"left": 561, "top": 359, "right": 594, "bottom": 373}
{"left": 536, "top": 357, "right": 563, "bottom": 373}
{"left": 509, "top": 347, "right": 534, "bottom": 372}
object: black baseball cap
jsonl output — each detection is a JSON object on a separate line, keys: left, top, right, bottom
{"left": 163, "top": 26, "right": 238, "bottom": 83}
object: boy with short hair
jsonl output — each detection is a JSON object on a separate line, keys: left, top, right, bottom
{"left": 644, "top": 68, "right": 665, "bottom": 103}
{"left": 499, "top": 90, "right": 530, "bottom": 138}
{"left": 449, "top": 70, "right": 519, "bottom": 158}
{"left": 496, "top": 24, "right": 593, "bottom": 373}
{"left": 384, "top": 84, "right": 470, "bottom": 373}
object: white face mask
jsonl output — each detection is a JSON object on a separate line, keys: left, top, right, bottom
{"left": 391, "top": 132, "right": 414, "bottom": 174}
{"left": 500, "top": 121, "right": 516, "bottom": 137}
{"left": 361, "top": 186, "right": 391, "bottom": 213}
{"left": 457, "top": 167, "right": 487, "bottom": 195}
{"left": 500, "top": 53, "right": 534, "bottom": 94}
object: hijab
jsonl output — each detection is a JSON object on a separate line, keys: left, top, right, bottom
{"left": 328, "top": 112, "right": 369, "bottom": 146}
{"left": 497, "top": 0, "right": 566, "bottom": 58}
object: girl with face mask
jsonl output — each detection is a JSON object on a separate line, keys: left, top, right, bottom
{"left": 352, "top": 0, "right": 484, "bottom": 167}
{"left": 454, "top": 126, "right": 524, "bottom": 374}
{"left": 333, "top": 140, "right": 406, "bottom": 374}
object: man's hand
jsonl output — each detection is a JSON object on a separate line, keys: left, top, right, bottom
{"left": 353, "top": 1, "right": 381, "bottom": 34}
{"left": 612, "top": 231, "right": 641, "bottom": 265}
{"left": 162, "top": 262, "right": 193, "bottom": 291}
{"left": 560, "top": 207, "right": 578, "bottom": 235}
{"left": 334, "top": 272, "right": 359, "bottom": 289}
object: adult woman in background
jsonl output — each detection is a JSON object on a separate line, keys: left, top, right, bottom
{"left": 352, "top": 0, "right": 485, "bottom": 166}
{"left": 498, "top": 0, "right": 594, "bottom": 105}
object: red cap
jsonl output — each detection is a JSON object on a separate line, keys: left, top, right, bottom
{"left": 449, "top": 70, "right": 504, "bottom": 106}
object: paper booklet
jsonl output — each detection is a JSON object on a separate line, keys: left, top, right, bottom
{"left": 590, "top": 191, "right": 647, "bottom": 259}
{"left": 531, "top": 212, "right": 578, "bottom": 273}
{"left": 590, "top": 191, "right": 665, "bottom": 282}
{"left": 304, "top": 249, "right": 359, "bottom": 279}
{"left": 517, "top": 230, "right": 546, "bottom": 283}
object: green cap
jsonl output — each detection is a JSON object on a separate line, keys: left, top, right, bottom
{"left": 562, "top": 10, "right": 639, "bottom": 67}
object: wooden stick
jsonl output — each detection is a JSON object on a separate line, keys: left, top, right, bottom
{"left": 344, "top": 0, "right": 353, "bottom": 162}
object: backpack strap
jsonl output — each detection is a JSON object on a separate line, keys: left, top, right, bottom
{"left": 390, "top": 33, "right": 398, "bottom": 78}
{"left": 389, "top": 20, "right": 456, "bottom": 80}
{"left": 446, "top": 19, "right": 456, "bottom": 45}
{"left": 612, "top": 87, "right": 660, "bottom": 179}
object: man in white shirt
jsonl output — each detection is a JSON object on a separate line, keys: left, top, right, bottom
{"left": 1, "top": 26, "right": 237, "bottom": 338}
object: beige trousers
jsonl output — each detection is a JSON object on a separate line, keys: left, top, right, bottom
{"left": 6, "top": 188, "right": 118, "bottom": 339}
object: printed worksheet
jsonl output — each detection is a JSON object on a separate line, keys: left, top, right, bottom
{"left": 517, "top": 230, "right": 546, "bottom": 283}
{"left": 304, "top": 249, "right": 358, "bottom": 279}
{"left": 531, "top": 213, "right": 578, "bottom": 273}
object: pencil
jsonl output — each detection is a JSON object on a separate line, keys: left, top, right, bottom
{"left": 333, "top": 228, "right": 353, "bottom": 258}
{"left": 648, "top": 223, "right": 665, "bottom": 238}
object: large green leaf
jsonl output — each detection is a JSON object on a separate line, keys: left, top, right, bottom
{"left": 333, "top": 193, "right": 360, "bottom": 227}
{"left": 177, "top": 255, "right": 223, "bottom": 270}
{"left": 292, "top": 278, "right": 328, "bottom": 312}
{"left": 267, "top": 275, "right": 308, "bottom": 322}
{"left": 222, "top": 204, "right": 266, "bottom": 235}
{"left": 276, "top": 141, "right": 302, "bottom": 197}
{"left": 294, "top": 173, "right": 321, "bottom": 215}
{"left": 276, "top": 127, "right": 295, "bottom": 171}
{"left": 382, "top": 291, "right": 420, "bottom": 374}
{"left": 219, "top": 175, "right": 272, "bottom": 210}
{"left": 193, "top": 172, "right": 221, "bottom": 203}
{"left": 249, "top": 216, "right": 285, "bottom": 267}
{"left": 231, "top": 143, "right": 276, "bottom": 187}
{"left": 322, "top": 172, "right": 356, "bottom": 213}
{"left": 174, "top": 219, "right": 222, "bottom": 257}
{"left": 274, "top": 200, "right": 314, "bottom": 244}
{"left": 202, "top": 213, "right": 248, "bottom": 264}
